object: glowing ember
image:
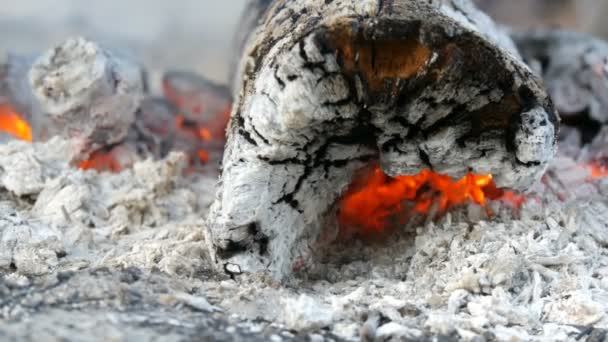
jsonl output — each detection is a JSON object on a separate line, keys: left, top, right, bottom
{"left": 0, "top": 104, "right": 32, "bottom": 141}
{"left": 198, "top": 150, "right": 210, "bottom": 164}
{"left": 589, "top": 163, "right": 608, "bottom": 179}
{"left": 198, "top": 105, "right": 231, "bottom": 142}
{"left": 338, "top": 167, "right": 522, "bottom": 236}
{"left": 78, "top": 145, "right": 137, "bottom": 173}
{"left": 79, "top": 151, "right": 122, "bottom": 172}
{"left": 175, "top": 106, "right": 230, "bottom": 167}
{"left": 499, "top": 191, "right": 527, "bottom": 208}
{"left": 199, "top": 127, "right": 213, "bottom": 141}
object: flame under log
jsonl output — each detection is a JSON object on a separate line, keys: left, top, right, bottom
{"left": 205, "top": 0, "right": 559, "bottom": 281}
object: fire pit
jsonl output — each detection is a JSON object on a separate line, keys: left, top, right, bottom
{"left": 1, "top": 1, "right": 608, "bottom": 341}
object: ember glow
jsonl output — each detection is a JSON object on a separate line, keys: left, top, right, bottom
{"left": 199, "top": 127, "right": 213, "bottom": 141}
{"left": 0, "top": 104, "right": 32, "bottom": 141}
{"left": 589, "top": 163, "right": 608, "bottom": 179}
{"left": 79, "top": 151, "right": 123, "bottom": 173}
{"left": 79, "top": 145, "right": 137, "bottom": 173}
{"left": 198, "top": 150, "right": 210, "bottom": 164}
{"left": 338, "top": 167, "right": 523, "bottom": 236}
{"left": 175, "top": 111, "right": 229, "bottom": 166}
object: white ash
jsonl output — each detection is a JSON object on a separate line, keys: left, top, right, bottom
{"left": 224, "top": 193, "right": 608, "bottom": 341}
{"left": 29, "top": 37, "right": 144, "bottom": 156}
{"left": 0, "top": 137, "right": 215, "bottom": 277}
{"left": 0, "top": 137, "right": 76, "bottom": 196}
{"left": 281, "top": 294, "right": 335, "bottom": 331}
{"left": 0, "top": 136, "right": 607, "bottom": 341}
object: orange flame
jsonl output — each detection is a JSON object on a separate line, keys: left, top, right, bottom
{"left": 0, "top": 104, "right": 32, "bottom": 141}
{"left": 338, "top": 167, "right": 522, "bottom": 235}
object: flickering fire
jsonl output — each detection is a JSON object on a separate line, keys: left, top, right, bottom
{"left": 338, "top": 167, "right": 523, "bottom": 236}
{"left": 0, "top": 104, "right": 32, "bottom": 141}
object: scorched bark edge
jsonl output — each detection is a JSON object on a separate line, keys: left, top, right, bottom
{"left": 205, "top": 0, "right": 559, "bottom": 281}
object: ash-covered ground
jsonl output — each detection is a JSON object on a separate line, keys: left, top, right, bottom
{"left": 0, "top": 136, "right": 607, "bottom": 341}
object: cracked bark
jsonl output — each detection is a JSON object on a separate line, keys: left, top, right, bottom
{"left": 205, "top": 0, "right": 559, "bottom": 281}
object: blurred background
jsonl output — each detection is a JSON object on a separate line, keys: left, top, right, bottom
{"left": 0, "top": 1, "right": 247, "bottom": 84}
{"left": 0, "top": 0, "right": 606, "bottom": 85}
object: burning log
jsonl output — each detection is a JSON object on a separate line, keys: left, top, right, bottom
{"left": 28, "top": 37, "right": 145, "bottom": 156}
{"left": 205, "top": 0, "right": 559, "bottom": 280}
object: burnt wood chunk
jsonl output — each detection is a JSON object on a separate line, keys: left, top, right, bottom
{"left": 29, "top": 37, "right": 144, "bottom": 156}
{"left": 205, "top": 0, "right": 559, "bottom": 281}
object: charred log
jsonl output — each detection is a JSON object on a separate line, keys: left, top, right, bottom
{"left": 205, "top": 0, "right": 558, "bottom": 280}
